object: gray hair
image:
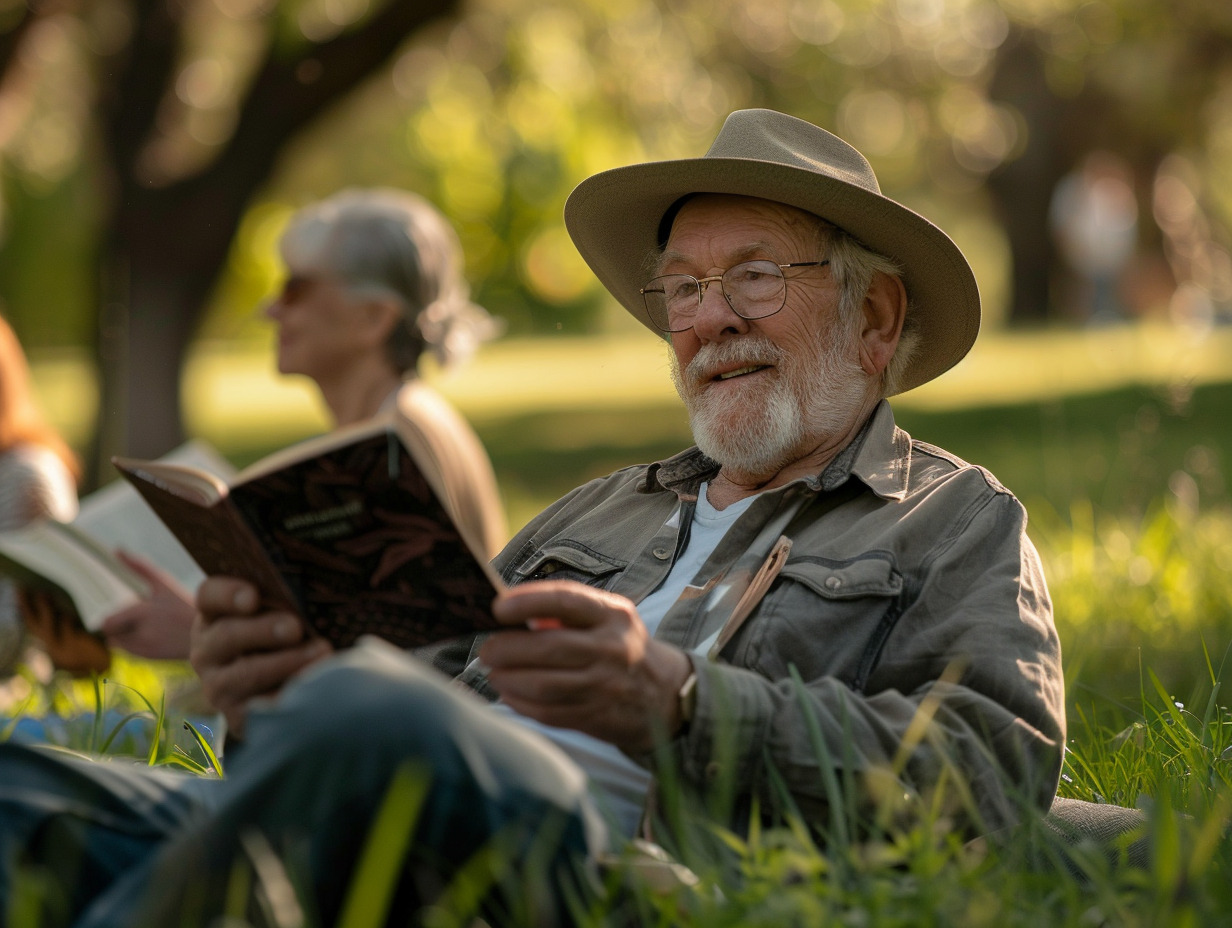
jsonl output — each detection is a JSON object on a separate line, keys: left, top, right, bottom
{"left": 280, "top": 188, "right": 502, "bottom": 372}
{"left": 812, "top": 220, "right": 920, "bottom": 398}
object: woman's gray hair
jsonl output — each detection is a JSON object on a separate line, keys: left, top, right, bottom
{"left": 280, "top": 188, "right": 502, "bottom": 373}
{"left": 813, "top": 219, "right": 920, "bottom": 397}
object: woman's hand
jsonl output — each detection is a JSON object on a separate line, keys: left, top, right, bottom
{"left": 99, "top": 551, "right": 197, "bottom": 660}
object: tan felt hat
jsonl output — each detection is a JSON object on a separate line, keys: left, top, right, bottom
{"left": 563, "top": 108, "right": 981, "bottom": 394}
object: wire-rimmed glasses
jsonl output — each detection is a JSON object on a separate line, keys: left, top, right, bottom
{"left": 640, "top": 259, "right": 829, "bottom": 333}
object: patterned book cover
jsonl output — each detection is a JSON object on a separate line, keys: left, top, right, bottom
{"left": 115, "top": 424, "right": 502, "bottom": 650}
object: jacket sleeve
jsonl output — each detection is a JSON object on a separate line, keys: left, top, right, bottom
{"left": 660, "top": 488, "right": 1064, "bottom": 835}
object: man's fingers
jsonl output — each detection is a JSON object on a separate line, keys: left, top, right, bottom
{"left": 204, "top": 640, "right": 324, "bottom": 706}
{"left": 487, "top": 663, "right": 596, "bottom": 705}
{"left": 492, "top": 580, "right": 631, "bottom": 630}
{"left": 190, "top": 611, "right": 305, "bottom": 671}
{"left": 481, "top": 626, "right": 622, "bottom": 672}
{"left": 196, "top": 576, "right": 260, "bottom": 619}
{"left": 201, "top": 638, "right": 331, "bottom": 739}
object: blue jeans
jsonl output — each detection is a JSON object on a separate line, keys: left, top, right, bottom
{"left": 0, "top": 640, "right": 607, "bottom": 927}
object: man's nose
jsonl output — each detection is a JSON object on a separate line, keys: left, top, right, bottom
{"left": 691, "top": 278, "right": 749, "bottom": 338}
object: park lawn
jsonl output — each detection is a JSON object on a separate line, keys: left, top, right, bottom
{"left": 6, "top": 497, "right": 1232, "bottom": 927}
{"left": 8, "top": 322, "right": 1232, "bottom": 925}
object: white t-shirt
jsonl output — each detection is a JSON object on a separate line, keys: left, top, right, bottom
{"left": 494, "top": 483, "right": 755, "bottom": 842}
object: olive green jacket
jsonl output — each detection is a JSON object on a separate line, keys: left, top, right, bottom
{"left": 433, "top": 401, "right": 1064, "bottom": 835}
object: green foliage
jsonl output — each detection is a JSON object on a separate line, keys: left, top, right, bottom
{"left": 1041, "top": 502, "right": 1232, "bottom": 709}
{"left": 7, "top": 0, "right": 1231, "bottom": 352}
{"left": 7, "top": 346, "right": 1232, "bottom": 924}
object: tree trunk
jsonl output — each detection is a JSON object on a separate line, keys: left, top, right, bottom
{"left": 82, "top": 0, "right": 462, "bottom": 487}
{"left": 985, "top": 32, "right": 1067, "bottom": 327}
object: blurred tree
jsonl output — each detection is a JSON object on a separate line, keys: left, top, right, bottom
{"left": 0, "top": 0, "right": 461, "bottom": 484}
{"left": 2, "top": 0, "right": 1230, "bottom": 481}
{"left": 358, "top": 0, "right": 1231, "bottom": 332}
{"left": 985, "top": 7, "right": 1232, "bottom": 326}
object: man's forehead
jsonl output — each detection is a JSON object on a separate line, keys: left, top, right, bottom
{"left": 672, "top": 193, "right": 819, "bottom": 224}
{"left": 659, "top": 195, "right": 822, "bottom": 267}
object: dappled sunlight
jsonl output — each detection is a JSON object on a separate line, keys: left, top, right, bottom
{"left": 1039, "top": 500, "right": 1232, "bottom": 707}
{"left": 899, "top": 321, "right": 1232, "bottom": 411}
{"left": 27, "top": 322, "right": 1232, "bottom": 460}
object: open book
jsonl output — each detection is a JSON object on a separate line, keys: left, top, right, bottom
{"left": 113, "top": 415, "right": 504, "bottom": 651}
{"left": 0, "top": 440, "right": 235, "bottom": 633}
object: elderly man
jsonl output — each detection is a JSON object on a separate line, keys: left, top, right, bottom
{"left": 0, "top": 110, "right": 1064, "bottom": 925}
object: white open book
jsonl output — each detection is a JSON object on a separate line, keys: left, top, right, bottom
{"left": 0, "top": 440, "right": 235, "bottom": 631}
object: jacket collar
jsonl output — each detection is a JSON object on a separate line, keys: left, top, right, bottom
{"left": 644, "top": 399, "right": 910, "bottom": 502}
{"left": 840, "top": 399, "right": 910, "bottom": 501}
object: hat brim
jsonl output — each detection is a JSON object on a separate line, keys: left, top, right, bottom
{"left": 564, "top": 156, "right": 980, "bottom": 395}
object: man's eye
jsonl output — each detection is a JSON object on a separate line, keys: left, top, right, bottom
{"left": 665, "top": 278, "right": 696, "bottom": 302}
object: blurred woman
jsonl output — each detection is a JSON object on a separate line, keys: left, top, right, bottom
{"left": 267, "top": 187, "right": 507, "bottom": 553}
{"left": 102, "top": 188, "right": 507, "bottom": 659}
{"left": 0, "top": 315, "right": 105, "bottom": 677}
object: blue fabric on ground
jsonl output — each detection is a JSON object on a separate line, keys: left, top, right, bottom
{"left": 1, "top": 641, "right": 604, "bottom": 928}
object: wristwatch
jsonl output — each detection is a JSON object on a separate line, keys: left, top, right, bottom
{"left": 676, "top": 669, "right": 699, "bottom": 734}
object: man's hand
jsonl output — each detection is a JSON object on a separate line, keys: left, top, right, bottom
{"left": 191, "top": 577, "right": 332, "bottom": 739}
{"left": 99, "top": 551, "right": 196, "bottom": 661}
{"left": 480, "top": 580, "right": 694, "bottom": 754}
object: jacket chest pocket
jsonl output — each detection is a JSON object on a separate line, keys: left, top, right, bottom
{"left": 510, "top": 543, "right": 626, "bottom": 590}
{"left": 726, "top": 554, "right": 904, "bottom": 685}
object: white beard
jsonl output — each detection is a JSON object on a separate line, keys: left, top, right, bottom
{"left": 671, "top": 324, "right": 868, "bottom": 477}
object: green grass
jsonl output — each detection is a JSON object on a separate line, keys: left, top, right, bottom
{"left": 468, "top": 378, "right": 1232, "bottom": 535}
{"left": 6, "top": 502, "right": 1232, "bottom": 925}
{"left": 8, "top": 327, "right": 1232, "bottom": 925}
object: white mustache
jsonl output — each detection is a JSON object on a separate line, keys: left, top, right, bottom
{"left": 684, "top": 338, "right": 783, "bottom": 387}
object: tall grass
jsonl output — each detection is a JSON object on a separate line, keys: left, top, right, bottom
{"left": 1039, "top": 499, "right": 1232, "bottom": 725}
{"left": 5, "top": 500, "right": 1232, "bottom": 926}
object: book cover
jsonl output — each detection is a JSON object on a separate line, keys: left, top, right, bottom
{"left": 114, "top": 420, "right": 503, "bottom": 651}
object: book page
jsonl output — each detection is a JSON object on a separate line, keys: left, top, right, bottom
{"left": 117, "top": 420, "right": 504, "bottom": 651}
{"left": 110, "top": 459, "right": 231, "bottom": 508}
{"left": 0, "top": 521, "right": 147, "bottom": 631}
{"left": 231, "top": 417, "right": 393, "bottom": 486}
{"left": 85, "top": 440, "right": 236, "bottom": 590}
{"left": 116, "top": 463, "right": 301, "bottom": 616}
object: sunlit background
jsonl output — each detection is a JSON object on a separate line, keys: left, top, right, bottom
{"left": 2, "top": 0, "right": 1232, "bottom": 814}
{"left": 0, "top": 0, "right": 1227, "bottom": 515}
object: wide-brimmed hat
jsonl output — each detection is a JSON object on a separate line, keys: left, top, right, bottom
{"left": 563, "top": 108, "right": 981, "bottom": 394}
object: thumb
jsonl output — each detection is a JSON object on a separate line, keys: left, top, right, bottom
{"left": 99, "top": 607, "right": 139, "bottom": 637}
{"left": 114, "top": 549, "right": 166, "bottom": 584}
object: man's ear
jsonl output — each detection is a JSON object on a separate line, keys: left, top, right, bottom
{"left": 857, "top": 272, "right": 907, "bottom": 378}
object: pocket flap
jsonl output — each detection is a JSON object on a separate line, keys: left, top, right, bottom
{"left": 780, "top": 556, "right": 902, "bottom": 600}
{"left": 512, "top": 543, "right": 625, "bottom": 582}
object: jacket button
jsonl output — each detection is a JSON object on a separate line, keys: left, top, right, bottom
{"left": 825, "top": 576, "right": 842, "bottom": 590}
{"left": 652, "top": 547, "right": 671, "bottom": 560}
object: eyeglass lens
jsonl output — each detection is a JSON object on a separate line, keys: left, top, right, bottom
{"left": 643, "top": 260, "right": 788, "bottom": 332}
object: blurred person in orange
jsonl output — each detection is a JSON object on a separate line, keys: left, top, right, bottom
{"left": 0, "top": 314, "right": 110, "bottom": 678}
